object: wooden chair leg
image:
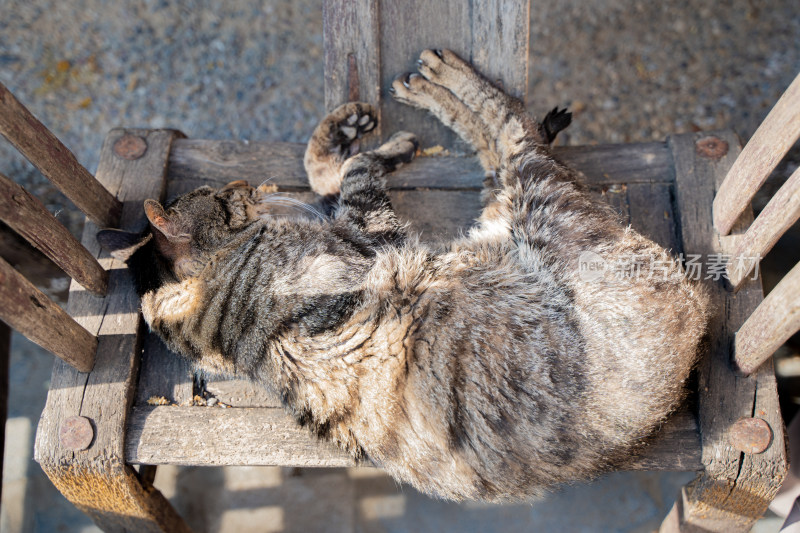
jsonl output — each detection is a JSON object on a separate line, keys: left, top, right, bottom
{"left": 40, "top": 461, "right": 189, "bottom": 532}
{"left": 661, "top": 473, "right": 784, "bottom": 532}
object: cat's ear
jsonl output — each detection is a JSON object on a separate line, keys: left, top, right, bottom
{"left": 144, "top": 200, "right": 183, "bottom": 238}
{"left": 96, "top": 229, "right": 150, "bottom": 261}
{"left": 143, "top": 199, "right": 191, "bottom": 261}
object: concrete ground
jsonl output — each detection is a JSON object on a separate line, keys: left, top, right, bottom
{"left": 2, "top": 1, "right": 799, "bottom": 532}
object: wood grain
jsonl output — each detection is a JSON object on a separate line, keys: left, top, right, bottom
{"left": 726, "top": 165, "right": 800, "bottom": 290}
{"left": 627, "top": 182, "right": 681, "bottom": 252}
{"left": 713, "top": 72, "right": 800, "bottom": 235}
{"left": 167, "top": 139, "right": 673, "bottom": 191}
{"left": 623, "top": 407, "right": 701, "bottom": 471}
{"left": 735, "top": 261, "right": 800, "bottom": 375}
{"left": 323, "top": 0, "right": 381, "bottom": 142}
{"left": 0, "top": 82, "right": 121, "bottom": 227}
{"left": 378, "top": 0, "right": 472, "bottom": 149}
{"left": 126, "top": 406, "right": 359, "bottom": 467}
{"left": 660, "top": 131, "right": 787, "bottom": 533}
{"left": 0, "top": 256, "right": 96, "bottom": 372}
{"left": 35, "top": 129, "right": 190, "bottom": 533}
{"left": 126, "top": 404, "right": 699, "bottom": 471}
{"left": 471, "top": 0, "right": 530, "bottom": 101}
{"left": 0, "top": 172, "right": 107, "bottom": 295}
{"left": 135, "top": 332, "right": 194, "bottom": 407}
{"left": 203, "top": 379, "right": 281, "bottom": 408}
{"left": 555, "top": 142, "right": 675, "bottom": 186}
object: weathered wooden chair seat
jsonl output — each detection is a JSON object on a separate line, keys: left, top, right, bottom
{"left": 126, "top": 137, "right": 704, "bottom": 470}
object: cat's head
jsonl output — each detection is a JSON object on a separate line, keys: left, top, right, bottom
{"left": 97, "top": 180, "right": 275, "bottom": 295}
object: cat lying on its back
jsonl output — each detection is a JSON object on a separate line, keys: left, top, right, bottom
{"left": 99, "top": 50, "right": 710, "bottom": 502}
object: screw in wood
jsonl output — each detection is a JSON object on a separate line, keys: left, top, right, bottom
{"left": 59, "top": 415, "right": 94, "bottom": 451}
{"left": 695, "top": 136, "right": 729, "bottom": 160}
{"left": 729, "top": 417, "right": 773, "bottom": 454}
{"left": 113, "top": 134, "right": 148, "bottom": 160}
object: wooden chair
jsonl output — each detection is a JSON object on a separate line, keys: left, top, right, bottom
{"left": 0, "top": 0, "right": 790, "bottom": 530}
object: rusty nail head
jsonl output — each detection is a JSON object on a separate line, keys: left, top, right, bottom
{"left": 695, "top": 136, "right": 729, "bottom": 160}
{"left": 729, "top": 417, "right": 772, "bottom": 454}
{"left": 60, "top": 415, "right": 94, "bottom": 451}
{"left": 113, "top": 134, "right": 147, "bottom": 160}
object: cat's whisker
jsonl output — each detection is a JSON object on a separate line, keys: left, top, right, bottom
{"left": 257, "top": 195, "right": 325, "bottom": 220}
{"left": 257, "top": 176, "right": 279, "bottom": 188}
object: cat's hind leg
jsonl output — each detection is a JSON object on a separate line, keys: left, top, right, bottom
{"left": 304, "top": 102, "right": 377, "bottom": 196}
{"left": 335, "top": 131, "right": 418, "bottom": 245}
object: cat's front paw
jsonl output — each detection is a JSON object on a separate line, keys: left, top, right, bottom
{"left": 304, "top": 102, "right": 378, "bottom": 196}
{"left": 340, "top": 131, "right": 418, "bottom": 177}
{"left": 388, "top": 72, "right": 433, "bottom": 107}
{"left": 374, "top": 131, "right": 419, "bottom": 170}
{"left": 415, "top": 49, "right": 471, "bottom": 86}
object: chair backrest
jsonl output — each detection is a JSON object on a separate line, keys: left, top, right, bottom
{"left": 0, "top": 82, "right": 119, "bottom": 372}
{"left": 712, "top": 72, "right": 800, "bottom": 375}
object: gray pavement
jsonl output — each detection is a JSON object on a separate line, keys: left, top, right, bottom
{"left": 2, "top": 1, "right": 799, "bottom": 532}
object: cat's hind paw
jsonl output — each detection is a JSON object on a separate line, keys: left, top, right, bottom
{"left": 326, "top": 102, "right": 377, "bottom": 157}
{"left": 305, "top": 102, "right": 378, "bottom": 196}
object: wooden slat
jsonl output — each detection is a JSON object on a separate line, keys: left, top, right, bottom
{"left": 624, "top": 407, "right": 701, "bottom": 471}
{"left": 0, "top": 82, "right": 121, "bottom": 227}
{"left": 135, "top": 332, "right": 194, "bottom": 406}
{"left": 204, "top": 379, "right": 281, "bottom": 408}
{"left": 661, "top": 131, "right": 786, "bottom": 532}
{"left": 35, "top": 129, "right": 190, "bottom": 533}
{"left": 0, "top": 256, "right": 96, "bottom": 372}
{"left": 166, "top": 139, "right": 673, "bottom": 191}
{"left": 556, "top": 142, "right": 676, "bottom": 185}
{"left": 378, "top": 0, "right": 472, "bottom": 149}
{"left": 727, "top": 165, "right": 800, "bottom": 290}
{"left": 471, "top": 0, "right": 530, "bottom": 101}
{"left": 713, "top": 72, "right": 800, "bottom": 235}
{"left": 323, "top": 0, "right": 381, "bottom": 139}
{"left": 594, "top": 185, "right": 631, "bottom": 225}
{"left": 125, "top": 404, "right": 700, "bottom": 471}
{"left": 390, "top": 190, "right": 481, "bottom": 241}
{"left": 735, "top": 261, "right": 800, "bottom": 375}
{"left": 627, "top": 182, "right": 681, "bottom": 252}
{"left": 0, "top": 172, "right": 107, "bottom": 295}
{"left": 196, "top": 374, "right": 700, "bottom": 471}
{"left": 126, "top": 406, "right": 357, "bottom": 467}
{"left": 0, "top": 227, "right": 69, "bottom": 301}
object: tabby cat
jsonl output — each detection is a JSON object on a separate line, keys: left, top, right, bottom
{"left": 98, "top": 49, "right": 710, "bottom": 502}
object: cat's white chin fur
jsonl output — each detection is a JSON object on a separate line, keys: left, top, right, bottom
{"left": 141, "top": 278, "right": 204, "bottom": 326}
